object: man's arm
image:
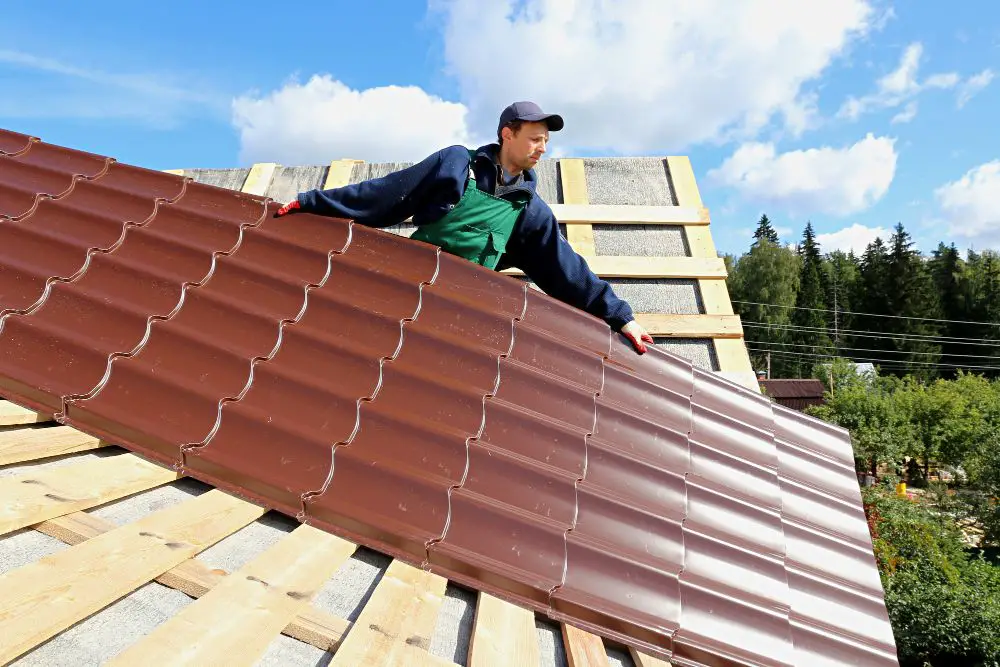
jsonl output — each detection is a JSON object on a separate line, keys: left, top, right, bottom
{"left": 277, "top": 145, "right": 469, "bottom": 227}
{"left": 512, "top": 203, "right": 653, "bottom": 353}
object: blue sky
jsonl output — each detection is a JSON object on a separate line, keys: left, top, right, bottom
{"left": 2, "top": 1, "right": 997, "bottom": 257}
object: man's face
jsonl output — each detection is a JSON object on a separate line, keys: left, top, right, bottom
{"left": 503, "top": 121, "right": 549, "bottom": 171}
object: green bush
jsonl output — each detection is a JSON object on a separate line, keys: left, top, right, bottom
{"left": 885, "top": 561, "right": 1000, "bottom": 666}
{"left": 863, "top": 484, "right": 1000, "bottom": 666}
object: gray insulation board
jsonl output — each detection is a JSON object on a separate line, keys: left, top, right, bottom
{"left": 184, "top": 168, "right": 251, "bottom": 192}
{"left": 594, "top": 225, "right": 688, "bottom": 256}
{"left": 265, "top": 165, "right": 326, "bottom": 204}
{"left": 533, "top": 158, "right": 562, "bottom": 204}
{"left": 608, "top": 279, "right": 702, "bottom": 314}
{"left": 582, "top": 158, "right": 676, "bottom": 205}
{"left": 351, "top": 161, "right": 415, "bottom": 182}
{"left": 655, "top": 338, "right": 718, "bottom": 370}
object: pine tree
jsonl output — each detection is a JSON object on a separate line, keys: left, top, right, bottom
{"left": 822, "top": 250, "right": 860, "bottom": 345}
{"left": 928, "top": 243, "right": 967, "bottom": 376}
{"left": 752, "top": 214, "right": 780, "bottom": 245}
{"left": 790, "top": 222, "right": 832, "bottom": 375}
{"left": 961, "top": 250, "right": 1000, "bottom": 378}
{"left": 854, "top": 237, "right": 892, "bottom": 362}
{"left": 885, "top": 223, "right": 943, "bottom": 379}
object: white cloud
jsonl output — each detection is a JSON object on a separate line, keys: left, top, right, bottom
{"left": 430, "top": 0, "right": 876, "bottom": 154}
{"left": 231, "top": 75, "right": 480, "bottom": 165}
{"left": 891, "top": 101, "right": 918, "bottom": 124}
{"left": 816, "top": 223, "right": 889, "bottom": 253}
{"left": 957, "top": 69, "right": 995, "bottom": 108}
{"left": 839, "top": 42, "right": 991, "bottom": 122}
{"left": 707, "top": 133, "right": 897, "bottom": 216}
{"left": 935, "top": 161, "right": 1000, "bottom": 248}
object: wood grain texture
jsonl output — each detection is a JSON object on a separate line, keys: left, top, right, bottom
{"left": 33, "top": 511, "right": 353, "bottom": 652}
{"left": 0, "top": 424, "right": 103, "bottom": 465}
{"left": 550, "top": 203, "right": 708, "bottom": 225}
{"left": 665, "top": 156, "right": 703, "bottom": 208}
{"left": 562, "top": 623, "right": 611, "bottom": 667}
{"left": 635, "top": 314, "right": 744, "bottom": 338}
{"left": 105, "top": 524, "right": 356, "bottom": 666}
{"left": 330, "top": 559, "right": 451, "bottom": 666}
{"left": 698, "top": 279, "right": 736, "bottom": 316}
{"left": 0, "top": 453, "right": 177, "bottom": 535}
{"left": 324, "top": 159, "right": 364, "bottom": 189}
{"left": 0, "top": 490, "right": 264, "bottom": 664}
{"left": 630, "top": 647, "right": 674, "bottom": 667}
{"left": 469, "top": 592, "right": 540, "bottom": 667}
{"left": 241, "top": 162, "right": 278, "bottom": 196}
{"left": 684, "top": 226, "right": 717, "bottom": 258}
{"left": 560, "top": 158, "right": 596, "bottom": 255}
{"left": 503, "top": 256, "right": 727, "bottom": 280}
{"left": 0, "top": 400, "right": 50, "bottom": 426}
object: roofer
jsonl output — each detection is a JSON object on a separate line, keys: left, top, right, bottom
{"left": 275, "top": 101, "right": 653, "bottom": 354}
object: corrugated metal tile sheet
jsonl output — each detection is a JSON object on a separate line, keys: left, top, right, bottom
{"left": 0, "top": 128, "right": 898, "bottom": 665}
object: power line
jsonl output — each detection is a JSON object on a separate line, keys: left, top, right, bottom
{"left": 745, "top": 346, "right": 1000, "bottom": 371}
{"left": 733, "top": 300, "right": 1000, "bottom": 328}
{"left": 748, "top": 339, "right": 1000, "bottom": 361}
{"left": 743, "top": 321, "right": 1000, "bottom": 345}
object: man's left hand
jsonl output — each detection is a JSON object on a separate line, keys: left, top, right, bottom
{"left": 275, "top": 200, "right": 301, "bottom": 217}
{"left": 621, "top": 320, "right": 654, "bottom": 354}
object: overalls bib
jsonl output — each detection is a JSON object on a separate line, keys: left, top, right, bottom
{"left": 410, "top": 150, "right": 528, "bottom": 270}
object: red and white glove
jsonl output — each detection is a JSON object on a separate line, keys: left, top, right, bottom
{"left": 275, "top": 200, "right": 301, "bottom": 217}
{"left": 621, "top": 320, "right": 654, "bottom": 354}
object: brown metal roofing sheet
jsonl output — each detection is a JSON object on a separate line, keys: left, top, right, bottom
{"left": 0, "top": 128, "right": 898, "bottom": 665}
{"left": 0, "top": 128, "right": 36, "bottom": 155}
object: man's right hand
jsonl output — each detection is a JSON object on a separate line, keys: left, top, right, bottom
{"left": 275, "top": 200, "right": 301, "bottom": 217}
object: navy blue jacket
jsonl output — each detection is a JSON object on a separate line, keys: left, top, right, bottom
{"left": 295, "top": 143, "right": 635, "bottom": 330}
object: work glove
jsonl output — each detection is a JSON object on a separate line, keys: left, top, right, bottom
{"left": 274, "top": 200, "right": 301, "bottom": 217}
{"left": 621, "top": 320, "right": 654, "bottom": 354}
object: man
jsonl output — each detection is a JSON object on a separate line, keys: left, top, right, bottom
{"left": 276, "top": 101, "right": 654, "bottom": 354}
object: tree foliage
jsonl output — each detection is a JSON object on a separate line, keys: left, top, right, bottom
{"left": 863, "top": 484, "right": 1000, "bottom": 666}
{"left": 727, "top": 214, "right": 1000, "bottom": 380}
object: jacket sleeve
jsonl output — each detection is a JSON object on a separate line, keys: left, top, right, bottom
{"left": 295, "top": 146, "right": 467, "bottom": 227}
{"left": 512, "top": 202, "right": 635, "bottom": 331}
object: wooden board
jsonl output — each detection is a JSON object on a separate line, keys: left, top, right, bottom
{"left": 563, "top": 623, "right": 612, "bottom": 667}
{"left": 0, "top": 452, "right": 177, "bottom": 535}
{"left": 0, "top": 489, "right": 264, "bottom": 664}
{"left": 560, "top": 158, "right": 595, "bottom": 255}
{"left": 635, "top": 313, "right": 743, "bottom": 338}
{"left": 325, "top": 159, "right": 364, "bottom": 190}
{"left": 329, "top": 559, "right": 450, "bottom": 666}
{"left": 502, "top": 256, "right": 727, "bottom": 280}
{"left": 33, "top": 510, "right": 353, "bottom": 652}
{"left": 0, "top": 400, "right": 50, "bottom": 426}
{"left": 549, "top": 203, "right": 708, "bottom": 225}
{"left": 469, "top": 592, "right": 541, "bottom": 666}
{"left": 0, "top": 424, "right": 103, "bottom": 465}
{"left": 105, "top": 524, "right": 356, "bottom": 665}
{"left": 241, "top": 162, "right": 278, "bottom": 196}
{"left": 666, "top": 155, "right": 757, "bottom": 391}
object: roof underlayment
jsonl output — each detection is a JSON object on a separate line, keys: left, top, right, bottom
{"left": 0, "top": 129, "right": 899, "bottom": 666}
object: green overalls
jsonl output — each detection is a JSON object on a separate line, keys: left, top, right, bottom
{"left": 410, "top": 150, "right": 528, "bottom": 270}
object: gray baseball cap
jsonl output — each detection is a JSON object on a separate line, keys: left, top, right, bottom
{"left": 497, "top": 101, "right": 564, "bottom": 135}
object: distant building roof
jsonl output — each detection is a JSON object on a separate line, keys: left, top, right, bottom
{"left": 760, "top": 379, "right": 827, "bottom": 411}
{"left": 759, "top": 379, "right": 826, "bottom": 398}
